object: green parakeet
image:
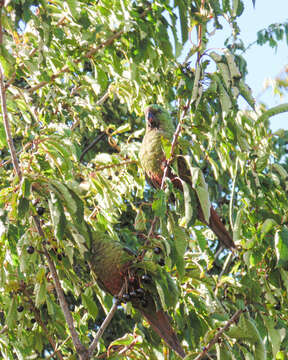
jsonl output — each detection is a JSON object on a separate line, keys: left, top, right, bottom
{"left": 88, "top": 231, "right": 185, "bottom": 358}
{"left": 140, "top": 104, "right": 235, "bottom": 249}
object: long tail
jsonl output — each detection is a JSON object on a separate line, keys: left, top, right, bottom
{"left": 140, "top": 308, "right": 186, "bottom": 358}
{"left": 209, "top": 207, "right": 235, "bottom": 249}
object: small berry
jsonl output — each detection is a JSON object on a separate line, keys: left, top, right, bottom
{"left": 129, "top": 291, "right": 137, "bottom": 298}
{"left": 141, "top": 274, "right": 152, "bottom": 284}
{"left": 57, "top": 254, "right": 62, "bottom": 261}
{"left": 27, "top": 246, "right": 35, "bottom": 255}
{"left": 141, "top": 299, "right": 148, "bottom": 308}
{"left": 36, "top": 206, "right": 45, "bottom": 216}
{"left": 17, "top": 305, "right": 24, "bottom": 313}
{"left": 69, "top": 304, "right": 75, "bottom": 312}
{"left": 158, "top": 258, "right": 165, "bottom": 266}
{"left": 135, "top": 288, "right": 145, "bottom": 298}
{"left": 153, "top": 247, "right": 162, "bottom": 255}
{"left": 122, "top": 294, "right": 131, "bottom": 302}
{"left": 31, "top": 318, "right": 36, "bottom": 324}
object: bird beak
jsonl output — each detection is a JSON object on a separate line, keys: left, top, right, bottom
{"left": 145, "top": 108, "right": 154, "bottom": 127}
{"left": 147, "top": 111, "right": 154, "bottom": 124}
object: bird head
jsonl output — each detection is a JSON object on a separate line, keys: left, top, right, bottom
{"left": 144, "top": 105, "right": 175, "bottom": 135}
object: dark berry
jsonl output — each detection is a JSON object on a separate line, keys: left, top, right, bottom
{"left": 27, "top": 246, "right": 35, "bottom": 255}
{"left": 57, "top": 254, "right": 62, "bottom": 261}
{"left": 122, "top": 294, "right": 131, "bottom": 302}
{"left": 135, "top": 288, "right": 145, "bottom": 298}
{"left": 141, "top": 274, "right": 152, "bottom": 284}
{"left": 141, "top": 299, "right": 148, "bottom": 308}
{"left": 153, "top": 247, "right": 161, "bottom": 255}
{"left": 158, "top": 258, "right": 165, "bottom": 266}
{"left": 31, "top": 318, "right": 36, "bottom": 324}
{"left": 69, "top": 304, "right": 75, "bottom": 312}
{"left": 36, "top": 206, "right": 45, "bottom": 216}
{"left": 17, "top": 305, "right": 24, "bottom": 313}
{"left": 129, "top": 291, "right": 137, "bottom": 298}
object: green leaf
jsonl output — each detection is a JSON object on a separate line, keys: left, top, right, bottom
{"left": 42, "top": 139, "right": 73, "bottom": 178}
{"left": 238, "top": 80, "right": 255, "bottom": 109}
{"left": 20, "top": 177, "right": 31, "bottom": 199}
{"left": 35, "top": 280, "right": 47, "bottom": 308}
{"left": 181, "top": 180, "right": 195, "bottom": 227}
{"left": 17, "top": 197, "right": 30, "bottom": 219}
{"left": 0, "top": 121, "right": 7, "bottom": 147}
{"left": 109, "top": 333, "right": 136, "bottom": 347}
{"left": 155, "top": 278, "right": 168, "bottom": 311}
{"left": 181, "top": 155, "right": 211, "bottom": 223}
{"left": 261, "top": 218, "right": 277, "bottom": 240}
{"left": 176, "top": 0, "right": 188, "bottom": 43}
{"left": 233, "top": 208, "right": 242, "bottom": 242}
{"left": 49, "top": 191, "right": 67, "bottom": 241}
{"left": 66, "top": 0, "right": 78, "bottom": 19}
{"left": 272, "top": 163, "right": 288, "bottom": 179}
{"left": 152, "top": 190, "right": 167, "bottom": 218}
{"left": 275, "top": 227, "right": 288, "bottom": 268}
{"left": 263, "top": 316, "right": 283, "bottom": 359}
{"left": 46, "top": 294, "right": 55, "bottom": 317}
{"left": 82, "top": 288, "right": 98, "bottom": 319}
{"left": 134, "top": 208, "right": 146, "bottom": 231}
{"left": 0, "top": 45, "right": 15, "bottom": 77}
{"left": 50, "top": 181, "right": 78, "bottom": 217}
{"left": 6, "top": 297, "right": 17, "bottom": 329}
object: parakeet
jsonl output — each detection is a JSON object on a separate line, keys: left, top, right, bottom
{"left": 139, "top": 104, "right": 235, "bottom": 250}
{"left": 88, "top": 231, "right": 185, "bottom": 358}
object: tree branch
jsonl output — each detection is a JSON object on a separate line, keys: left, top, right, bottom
{"left": 0, "top": 6, "right": 21, "bottom": 180}
{"left": 32, "top": 216, "right": 88, "bottom": 359}
{"left": 88, "top": 284, "right": 125, "bottom": 357}
{"left": 193, "top": 309, "right": 244, "bottom": 360}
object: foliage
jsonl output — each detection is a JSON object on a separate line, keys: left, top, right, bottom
{"left": 0, "top": 0, "right": 288, "bottom": 359}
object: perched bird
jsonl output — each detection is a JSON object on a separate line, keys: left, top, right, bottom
{"left": 88, "top": 231, "right": 185, "bottom": 358}
{"left": 140, "top": 104, "right": 235, "bottom": 249}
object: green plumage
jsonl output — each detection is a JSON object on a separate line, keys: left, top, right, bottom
{"left": 140, "top": 104, "right": 235, "bottom": 249}
{"left": 88, "top": 231, "right": 185, "bottom": 358}
{"left": 139, "top": 105, "right": 175, "bottom": 187}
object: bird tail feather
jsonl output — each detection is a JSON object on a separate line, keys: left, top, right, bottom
{"left": 140, "top": 308, "right": 186, "bottom": 358}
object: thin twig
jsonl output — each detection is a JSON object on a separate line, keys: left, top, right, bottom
{"left": 229, "top": 158, "right": 238, "bottom": 231}
{"left": 45, "top": 335, "right": 71, "bottom": 360}
{"left": 193, "top": 309, "right": 244, "bottom": 360}
{"left": 0, "top": 6, "right": 22, "bottom": 180}
{"left": 88, "top": 284, "right": 125, "bottom": 357}
{"left": 0, "top": 325, "right": 8, "bottom": 334}
{"left": 80, "top": 132, "right": 107, "bottom": 162}
{"left": 32, "top": 216, "right": 88, "bottom": 359}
